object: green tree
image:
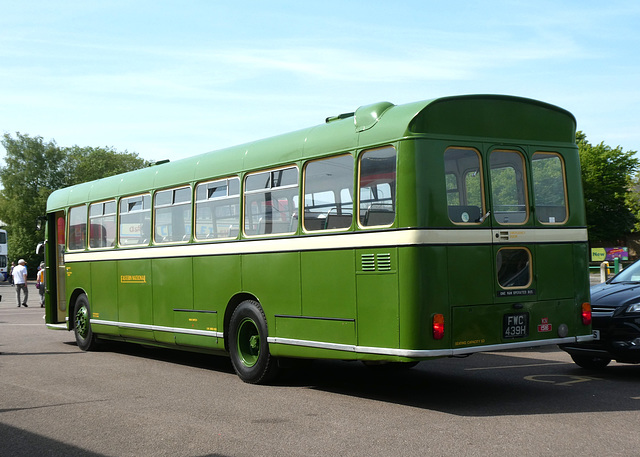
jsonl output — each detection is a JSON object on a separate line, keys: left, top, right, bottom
{"left": 62, "top": 145, "right": 148, "bottom": 184}
{"left": 0, "top": 133, "right": 148, "bottom": 270}
{"left": 578, "top": 131, "right": 639, "bottom": 242}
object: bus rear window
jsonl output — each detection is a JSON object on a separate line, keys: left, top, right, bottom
{"left": 444, "top": 148, "right": 484, "bottom": 224}
{"left": 490, "top": 150, "right": 528, "bottom": 224}
{"left": 497, "top": 248, "right": 532, "bottom": 288}
{"left": 532, "top": 152, "right": 567, "bottom": 224}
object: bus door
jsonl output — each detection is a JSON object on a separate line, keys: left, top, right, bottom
{"left": 45, "top": 211, "right": 67, "bottom": 325}
{"left": 487, "top": 148, "right": 536, "bottom": 301}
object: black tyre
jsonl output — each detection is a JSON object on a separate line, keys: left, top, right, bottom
{"left": 73, "top": 294, "right": 98, "bottom": 351}
{"left": 228, "top": 300, "right": 278, "bottom": 384}
{"left": 570, "top": 353, "right": 611, "bottom": 369}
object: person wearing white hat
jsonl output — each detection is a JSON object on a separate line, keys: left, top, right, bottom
{"left": 13, "top": 259, "right": 28, "bottom": 307}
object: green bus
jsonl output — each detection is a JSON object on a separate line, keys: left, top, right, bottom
{"left": 42, "top": 95, "right": 594, "bottom": 383}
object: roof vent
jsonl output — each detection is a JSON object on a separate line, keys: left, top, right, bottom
{"left": 354, "top": 102, "right": 394, "bottom": 132}
{"left": 149, "top": 159, "right": 170, "bottom": 166}
{"left": 325, "top": 112, "right": 355, "bottom": 123}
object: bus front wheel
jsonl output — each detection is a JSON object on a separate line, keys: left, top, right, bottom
{"left": 73, "top": 294, "right": 98, "bottom": 351}
{"left": 228, "top": 300, "right": 278, "bottom": 384}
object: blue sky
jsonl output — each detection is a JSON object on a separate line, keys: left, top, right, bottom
{"left": 1, "top": 1, "right": 639, "bottom": 163}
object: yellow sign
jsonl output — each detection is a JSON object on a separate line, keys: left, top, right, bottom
{"left": 591, "top": 248, "right": 606, "bottom": 262}
{"left": 120, "top": 275, "right": 147, "bottom": 284}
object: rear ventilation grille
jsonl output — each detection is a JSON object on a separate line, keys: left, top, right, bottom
{"left": 377, "top": 253, "right": 391, "bottom": 271}
{"left": 361, "top": 253, "right": 392, "bottom": 272}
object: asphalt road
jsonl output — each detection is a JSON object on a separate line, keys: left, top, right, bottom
{"left": 1, "top": 282, "right": 639, "bottom": 457}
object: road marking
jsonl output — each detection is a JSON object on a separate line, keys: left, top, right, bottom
{"left": 0, "top": 323, "right": 46, "bottom": 326}
{"left": 465, "top": 362, "right": 569, "bottom": 371}
{"left": 525, "top": 374, "right": 600, "bottom": 386}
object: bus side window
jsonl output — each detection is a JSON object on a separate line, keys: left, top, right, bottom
{"left": 68, "top": 205, "right": 87, "bottom": 251}
{"left": 444, "top": 148, "right": 484, "bottom": 224}
{"left": 244, "top": 166, "right": 299, "bottom": 236}
{"left": 89, "top": 200, "right": 116, "bottom": 248}
{"left": 359, "top": 146, "right": 396, "bottom": 227}
{"left": 119, "top": 194, "right": 151, "bottom": 246}
{"left": 154, "top": 186, "right": 192, "bottom": 243}
{"left": 303, "top": 154, "right": 353, "bottom": 232}
{"left": 195, "top": 177, "right": 240, "bottom": 240}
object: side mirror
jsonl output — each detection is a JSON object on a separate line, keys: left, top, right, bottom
{"left": 36, "top": 216, "right": 46, "bottom": 231}
{"left": 36, "top": 242, "right": 45, "bottom": 255}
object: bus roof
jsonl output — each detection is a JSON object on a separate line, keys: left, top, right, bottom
{"left": 47, "top": 94, "right": 576, "bottom": 211}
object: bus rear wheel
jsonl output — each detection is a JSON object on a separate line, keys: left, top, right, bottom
{"left": 73, "top": 294, "right": 98, "bottom": 351}
{"left": 228, "top": 300, "right": 278, "bottom": 384}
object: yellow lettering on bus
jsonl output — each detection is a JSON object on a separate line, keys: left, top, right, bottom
{"left": 120, "top": 275, "right": 147, "bottom": 284}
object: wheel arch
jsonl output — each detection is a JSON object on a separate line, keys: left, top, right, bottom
{"left": 223, "top": 292, "right": 260, "bottom": 352}
{"left": 67, "top": 287, "right": 89, "bottom": 331}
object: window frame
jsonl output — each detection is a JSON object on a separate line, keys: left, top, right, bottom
{"left": 194, "top": 176, "right": 241, "bottom": 241}
{"left": 119, "top": 193, "right": 152, "bottom": 247}
{"left": 531, "top": 151, "right": 569, "bottom": 225}
{"left": 67, "top": 205, "right": 88, "bottom": 251}
{"left": 444, "top": 147, "right": 486, "bottom": 225}
{"left": 496, "top": 247, "right": 533, "bottom": 290}
{"left": 302, "top": 154, "right": 354, "bottom": 233}
{"left": 88, "top": 199, "right": 117, "bottom": 250}
{"left": 357, "top": 145, "right": 397, "bottom": 229}
{"left": 153, "top": 185, "right": 193, "bottom": 244}
{"left": 489, "top": 149, "right": 530, "bottom": 225}
{"left": 243, "top": 165, "right": 300, "bottom": 238}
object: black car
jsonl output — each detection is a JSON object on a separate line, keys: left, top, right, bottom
{"left": 561, "top": 259, "right": 640, "bottom": 369}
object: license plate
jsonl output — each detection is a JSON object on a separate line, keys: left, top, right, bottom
{"left": 503, "top": 312, "right": 529, "bottom": 339}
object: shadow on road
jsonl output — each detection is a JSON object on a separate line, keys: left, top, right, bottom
{"left": 84, "top": 339, "right": 640, "bottom": 417}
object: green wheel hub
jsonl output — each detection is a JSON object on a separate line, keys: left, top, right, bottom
{"left": 75, "top": 305, "right": 89, "bottom": 339}
{"left": 236, "top": 317, "right": 260, "bottom": 367}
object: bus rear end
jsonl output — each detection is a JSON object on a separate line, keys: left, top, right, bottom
{"left": 400, "top": 95, "right": 593, "bottom": 356}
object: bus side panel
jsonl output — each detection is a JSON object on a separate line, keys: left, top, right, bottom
{"left": 572, "top": 242, "right": 591, "bottom": 333}
{"left": 264, "top": 249, "right": 359, "bottom": 352}
{"left": 193, "top": 254, "right": 241, "bottom": 315}
{"left": 573, "top": 242, "right": 590, "bottom": 304}
{"left": 191, "top": 254, "right": 241, "bottom": 350}
{"left": 90, "top": 260, "right": 119, "bottom": 336}
{"left": 152, "top": 257, "right": 193, "bottom": 345}
{"left": 242, "top": 252, "right": 301, "bottom": 330}
{"left": 398, "top": 246, "right": 451, "bottom": 352}
{"left": 117, "top": 259, "right": 153, "bottom": 341}
{"left": 447, "top": 245, "right": 494, "bottom": 305}
{"left": 301, "top": 249, "right": 356, "bottom": 320}
{"left": 535, "top": 244, "right": 574, "bottom": 300}
{"left": 356, "top": 248, "right": 399, "bottom": 350}
{"left": 65, "top": 261, "right": 90, "bottom": 308}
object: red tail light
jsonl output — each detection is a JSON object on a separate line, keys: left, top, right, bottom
{"left": 582, "top": 302, "right": 592, "bottom": 325}
{"left": 433, "top": 313, "right": 444, "bottom": 340}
